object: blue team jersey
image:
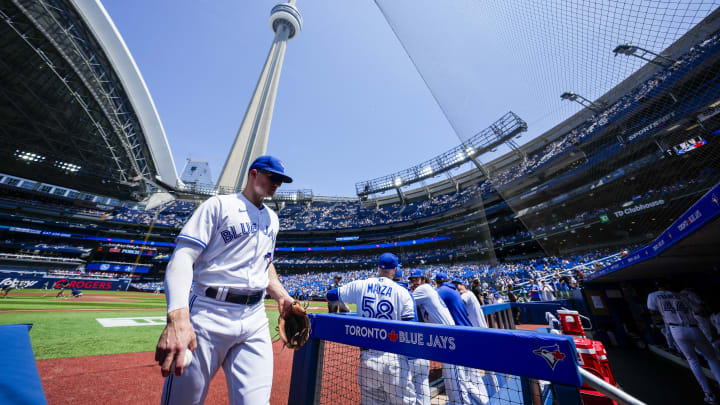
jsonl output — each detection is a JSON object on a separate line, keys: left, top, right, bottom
{"left": 436, "top": 282, "right": 473, "bottom": 327}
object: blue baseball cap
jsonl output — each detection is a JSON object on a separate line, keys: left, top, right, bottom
{"left": 409, "top": 269, "right": 424, "bottom": 279}
{"left": 249, "top": 155, "right": 293, "bottom": 183}
{"left": 452, "top": 278, "right": 464, "bottom": 285}
{"left": 435, "top": 272, "right": 448, "bottom": 282}
{"left": 378, "top": 253, "right": 398, "bottom": 270}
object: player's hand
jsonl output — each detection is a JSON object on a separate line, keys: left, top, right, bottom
{"left": 277, "top": 294, "right": 295, "bottom": 318}
{"left": 155, "top": 307, "right": 197, "bottom": 377}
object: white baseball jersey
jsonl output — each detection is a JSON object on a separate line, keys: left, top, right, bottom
{"left": 412, "top": 284, "right": 455, "bottom": 325}
{"left": 647, "top": 290, "right": 699, "bottom": 326}
{"left": 176, "top": 193, "right": 279, "bottom": 290}
{"left": 461, "top": 291, "right": 488, "bottom": 328}
{"left": 338, "top": 277, "right": 414, "bottom": 321}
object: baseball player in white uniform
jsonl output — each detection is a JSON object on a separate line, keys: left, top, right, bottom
{"left": 711, "top": 312, "right": 720, "bottom": 353}
{"left": 155, "top": 155, "right": 296, "bottom": 405}
{"left": 395, "top": 269, "right": 431, "bottom": 405}
{"left": 680, "top": 288, "right": 717, "bottom": 347}
{"left": 327, "top": 253, "right": 416, "bottom": 405}
{"left": 410, "top": 271, "right": 479, "bottom": 405}
{"left": 648, "top": 282, "right": 720, "bottom": 404}
{"left": 452, "top": 279, "right": 488, "bottom": 329}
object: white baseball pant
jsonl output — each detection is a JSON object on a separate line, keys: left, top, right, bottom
{"left": 358, "top": 350, "right": 415, "bottom": 405}
{"left": 161, "top": 293, "right": 273, "bottom": 405}
{"left": 670, "top": 325, "right": 720, "bottom": 395}
{"left": 407, "top": 357, "right": 430, "bottom": 405}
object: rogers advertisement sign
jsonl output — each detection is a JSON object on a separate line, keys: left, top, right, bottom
{"left": 2, "top": 276, "right": 129, "bottom": 290}
{"left": 53, "top": 279, "right": 116, "bottom": 290}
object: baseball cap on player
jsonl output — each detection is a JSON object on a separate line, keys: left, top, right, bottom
{"left": 409, "top": 269, "right": 424, "bottom": 279}
{"left": 435, "top": 272, "right": 448, "bottom": 283}
{"left": 452, "top": 278, "right": 464, "bottom": 285}
{"left": 395, "top": 267, "right": 403, "bottom": 279}
{"left": 378, "top": 253, "right": 398, "bottom": 270}
{"left": 249, "top": 155, "right": 293, "bottom": 183}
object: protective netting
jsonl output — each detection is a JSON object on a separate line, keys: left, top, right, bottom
{"left": 316, "top": 340, "right": 529, "bottom": 405}
{"left": 375, "top": 0, "right": 720, "bottom": 258}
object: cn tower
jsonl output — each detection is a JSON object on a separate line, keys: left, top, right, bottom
{"left": 217, "top": 1, "right": 302, "bottom": 192}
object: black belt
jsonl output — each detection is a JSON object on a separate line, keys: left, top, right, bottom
{"left": 205, "top": 287, "right": 264, "bottom": 306}
{"left": 668, "top": 323, "right": 698, "bottom": 327}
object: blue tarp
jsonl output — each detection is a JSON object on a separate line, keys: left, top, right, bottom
{"left": 0, "top": 324, "right": 47, "bottom": 405}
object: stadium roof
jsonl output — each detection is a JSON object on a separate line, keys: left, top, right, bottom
{"left": 0, "top": 0, "right": 180, "bottom": 199}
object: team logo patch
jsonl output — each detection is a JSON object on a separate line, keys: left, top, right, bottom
{"left": 712, "top": 194, "right": 719, "bottom": 206}
{"left": 533, "top": 344, "right": 566, "bottom": 370}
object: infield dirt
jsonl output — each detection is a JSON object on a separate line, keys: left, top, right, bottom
{"left": 37, "top": 340, "right": 295, "bottom": 405}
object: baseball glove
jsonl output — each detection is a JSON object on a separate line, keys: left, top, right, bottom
{"left": 278, "top": 301, "right": 311, "bottom": 350}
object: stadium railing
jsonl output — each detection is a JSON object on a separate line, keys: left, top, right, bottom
{"left": 289, "top": 313, "right": 645, "bottom": 405}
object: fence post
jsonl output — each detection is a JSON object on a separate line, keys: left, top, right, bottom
{"left": 507, "top": 308, "right": 516, "bottom": 329}
{"left": 520, "top": 377, "right": 541, "bottom": 405}
{"left": 552, "top": 383, "right": 585, "bottom": 405}
{"left": 288, "top": 337, "right": 323, "bottom": 405}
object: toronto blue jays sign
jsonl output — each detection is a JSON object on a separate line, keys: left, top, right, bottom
{"left": 310, "top": 313, "right": 582, "bottom": 386}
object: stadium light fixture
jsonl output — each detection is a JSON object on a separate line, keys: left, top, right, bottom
{"left": 456, "top": 151, "right": 465, "bottom": 162}
{"left": 421, "top": 166, "right": 433, "bottom": 177}
{"left": 613, "top": 43, "right": 673, "bottom": 67}
{"left": 14, "top": 150, "right": 46, "bottom": 163}
{"left": 394, "top": 177, "right": 403, "bottom": 187}
{"left": 54, "top": 161, "right": 81, "bottom": 173}
{"left": 560, "top": 92, "right": 578, "bottom": 101}
{"left": 561, "top": 91, "right": 604, "bottom": 113}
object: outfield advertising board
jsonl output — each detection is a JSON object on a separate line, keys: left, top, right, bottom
{"left": 0, "top": 275, "right": 129, "bottom": 290}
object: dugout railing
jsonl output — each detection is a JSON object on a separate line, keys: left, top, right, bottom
{"left": 289, "top": 313, "right": 645, "bottom": 405}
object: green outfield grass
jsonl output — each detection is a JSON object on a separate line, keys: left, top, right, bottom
{"left": 0, "top": 292, "right": 349, "bottom": 360}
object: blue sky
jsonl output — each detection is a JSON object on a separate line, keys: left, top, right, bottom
{"left": 102, "top": 0, "right": 459, "bottom": 197}
{"left": 101, "top": 0, "right": 717, "bottom": 197}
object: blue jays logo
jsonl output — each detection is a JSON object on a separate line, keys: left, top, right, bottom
{"left": 533, "top": 344, "right": 566, "bottom": 370}
{"left": 713, "top": 194, "right": 719, "bottom": 206}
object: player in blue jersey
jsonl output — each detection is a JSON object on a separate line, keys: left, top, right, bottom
{"left": 327, "top": 253, "right": 416, "bottom": 404}
{"left": 435, "top": 273, "right": 491, "bottom": 404}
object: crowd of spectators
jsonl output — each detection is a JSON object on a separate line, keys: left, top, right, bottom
{"left": 105, "top": 200, "right": 197, "bottom": 228}
{"left": 280, "top": 249, "right": 621, "bottom": 301}
{"left": 47, "top": 268, "right": 85, "bottom": 277}
{"left": 131, "top": 281, "right": 164, "bottom": 292}
{"left": 1, "top": 32, "right": 716, "bottom": 239}
{"left": 488, "top": 31, "right": 720, "bottom": 188}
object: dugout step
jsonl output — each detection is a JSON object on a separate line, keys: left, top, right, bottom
{"left": 606, "top": 345, "right": 713, "bottom": 404}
